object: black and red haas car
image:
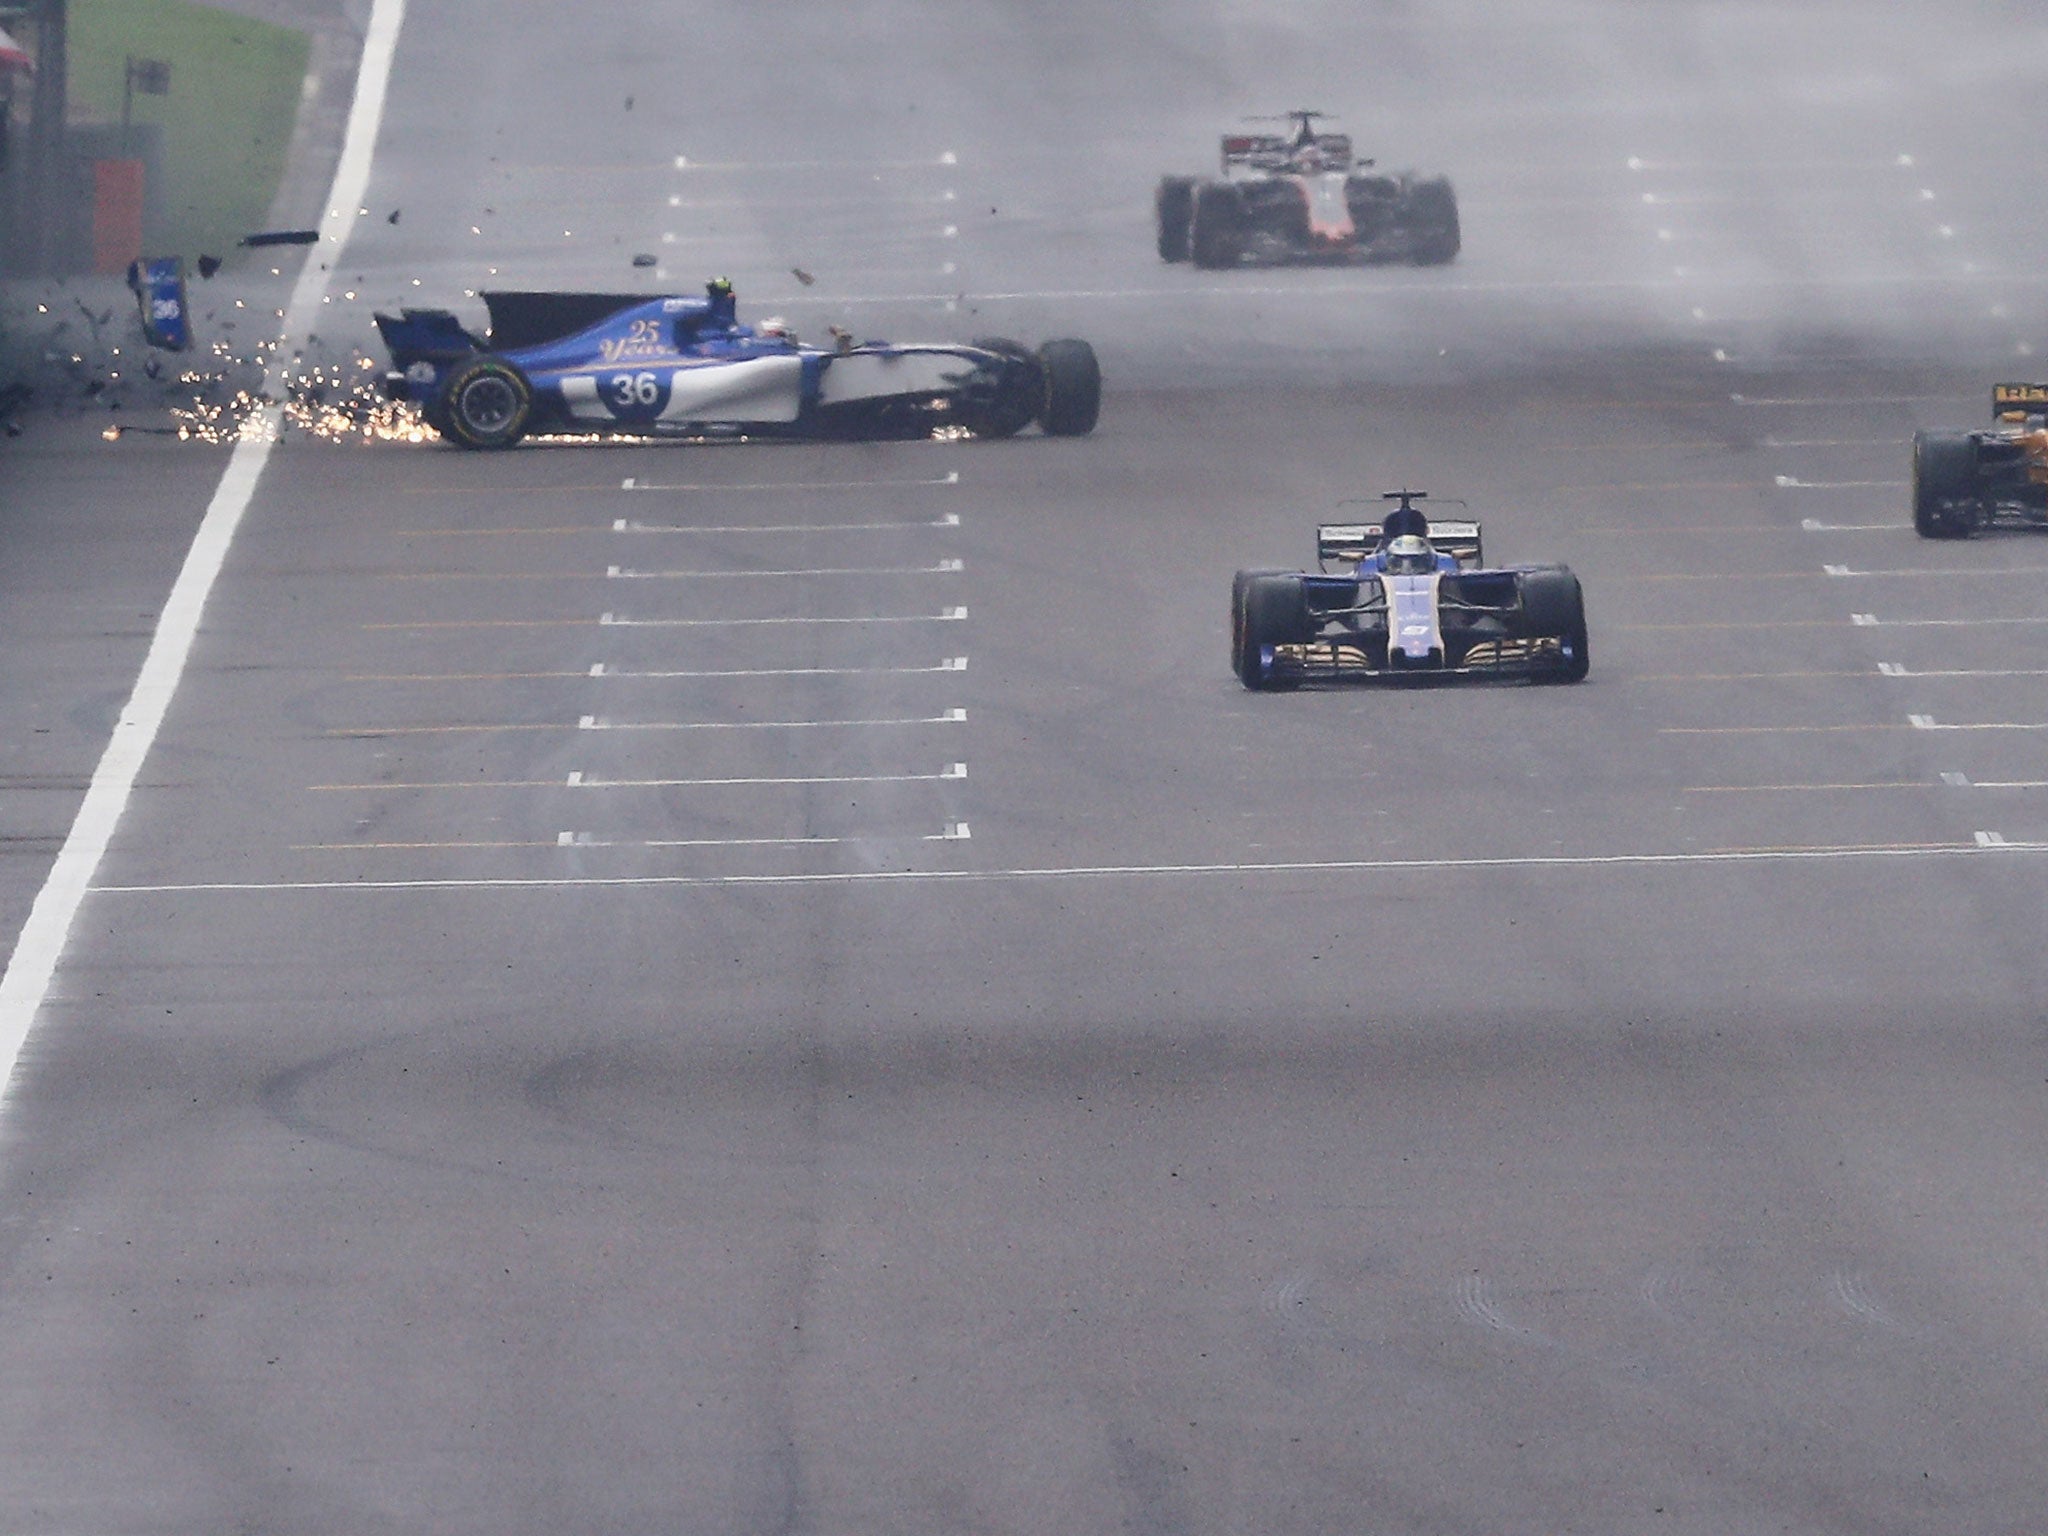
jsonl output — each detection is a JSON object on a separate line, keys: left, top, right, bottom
{"left": 1157, "top": 110, "right": 1459, "bottom": 270}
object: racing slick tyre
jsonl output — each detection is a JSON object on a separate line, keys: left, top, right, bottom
{"left": 1037, "top": 340, "right": 1101, "bottom": 436}
{"left": 962, "top": 337, "right": 1041, "bottom": 438}
{"left": 1911, "top": 430, "right": 1979, "bottom": 539}
{"left": 1230, "top": 567, "right": 1290, "bottom": 684}
{"left": 1156, "top": 177, "right": 1195, "bottom": 263}
{"left": 1190, "top": 182, "right": 1244, "bottom": 270}
{"left": 439, "top": 356, "right": 533, "bottom": 449}
{"left": 1236, "top": 573, "right": 1309, "bottom": 691}
{"left": 1409, "top": 177, "right": 1461, "bottom": 266}
{"left": 1518, "top": 568, "right": 1590, "bottom": 683}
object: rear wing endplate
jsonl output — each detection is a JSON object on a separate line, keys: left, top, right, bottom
{"left": 1318, "top": 520, "right": 1483, "bottom": 570}
{"left": 1992, "top": 382, "right": 2048, "bottom": 419}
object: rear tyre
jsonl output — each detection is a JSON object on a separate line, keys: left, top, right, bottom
{"left": 439, "top": 356, "right": 533, "bottom": 449}
{"left": 1156, "top": 177, "right": 1194, "bottom": 263}
{"left": 1912, "top": 430, "right": 1979, "bottom": 539}
{"left": 1237, "top": 574, "right": 1308, "bottom": 691}
{"left": 1519, "top": 567, "right": 1589, "bottom": 683}
{"left": 1037, "top": 339, "right": 1101, "bottom": 436}
{"left": 1190, "top": 182, "right": 1244, "bottom": 270}
{"left": 963, "top": 337, "right": 1041, "bottom": 438}
{"left": 1409, "top": 177, "right": 1460, "bottom": 266}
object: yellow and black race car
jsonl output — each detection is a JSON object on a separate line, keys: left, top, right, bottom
{"left": 1912, "top": 383, "right": 2048, "bottom": 538}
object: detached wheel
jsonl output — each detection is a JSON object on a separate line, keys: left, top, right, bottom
{"left": 1409, "top": 177, "right": 1460, "bottom": 266}
{"left": 1912, "top": 430, "right": 1978, "bottom": 539}
{"left": 1190, "top": 182, "right": 1243, "bottom": 270}
{"left": 439, "top": 356, "right": 533, "bottom": 449}
{"left": 1519, "top": 567, "right": 1589, "bottom": 683}
{"left": 1037, "top": 339, "right": 1100, "bottom": 436}
{"left": 1237, "top": 573, "right": 1308, "bottom": 691}
{"left": 964, "top": 337, "right": 1040, "bottom": 438}
{"left": 1157, "top": 177, "right": 1194, "bottom": 263}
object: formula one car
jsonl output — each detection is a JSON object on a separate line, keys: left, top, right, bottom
{"left": 374, "top": 279, "right": 1101, "bottom": 449}
{"left": 1231, "top": 492, "right": 1588, "bottom": 688}
{"left": 1911, "top": 382, "right": 2048, "bottom": 538}
{"left": 1157, "top": 110, "right": 1459, "bottom": 270}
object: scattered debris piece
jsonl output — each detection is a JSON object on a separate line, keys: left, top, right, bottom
{"left": 631, "top": 253, "right": 657, "bottom": 267}
{"left": 196, "top": 254, "right": 222, "bottom": 278}
{"left": 238, "top": 229, "right": 319, "bottom": 248}
{"left": 387, "top": 209, "right": 401, "bottom": 225}
{"left": 126, "top": 256, "right": 193, "bottom": 351}
{"left": 792, "top": 267, "right": 815, "bottom": 286}
{"left": 0, "top": 383, "right": 31, "bottom": 437}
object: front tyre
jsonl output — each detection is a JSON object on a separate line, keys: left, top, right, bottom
{"left": 1190, "top": 182, "right": 1244, "bottom": 270}
{"left": 1409, "top": 177, "right": 1460, "bottom": 266}
{"left": 1518, "top": 567, "right": 1590, "bottom": 683}
{"left": 439, "top": 357, "right": 533, "bottom": 449}
{"left": 1912, "top": 430, "right": 1979, "bottom": 539}
{"left": 1237, "top": 573, "right": 1309, "bottom": 690}
{"left": 1037, "top": 339, "right": 1101, "bottom": 436}
{"left": 1156, "top": 177, "right": 1195, "bottom": 263}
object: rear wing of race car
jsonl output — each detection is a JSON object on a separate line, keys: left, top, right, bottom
{"left": 1221, "top": 131, "right": 1353, "bottom": 173}
{"left": 1318, "top": 520, "right": 1483, "bottom": 571}
{"left": 483, "top": 291, "right": 654, "bottom": 351}
{"left": 1991, "top": 382, "right": 2048, "bottom": 419}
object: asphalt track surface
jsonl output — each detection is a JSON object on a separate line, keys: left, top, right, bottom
{"left": 5, "top": 3, "right": 2048, "bottom": 1532}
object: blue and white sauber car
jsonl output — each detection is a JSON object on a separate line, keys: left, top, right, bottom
{"left": 375, "top": 279, "right": 1101, "bottom": 449}
{"left": 1231, "top": 492, "right": 1589, "bottom": 689}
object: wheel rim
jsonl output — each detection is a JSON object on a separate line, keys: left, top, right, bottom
{"left": 458, "top": 374, "right": 519, "bottom": 433}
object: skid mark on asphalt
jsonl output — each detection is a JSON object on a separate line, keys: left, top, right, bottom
{"left": 1453, "top": 1275, "right": 1552, "bottom": 1346}
{"left": 1828, "top": 1272, "right": 1911, "bottom": 1333}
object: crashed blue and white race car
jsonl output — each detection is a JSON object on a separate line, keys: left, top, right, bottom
{"left": 1231, "top": 491, "right": 1589, "bottom": 688}
{"left": 375, "top": 279, "right": 1101, "bottom": 449}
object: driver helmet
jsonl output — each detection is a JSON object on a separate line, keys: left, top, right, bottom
{"left": 1296, "top": 145, "right": 1328, "bottom": 172}
{"left": 1384, "top": 533, "right": 1436, "bottom": 574}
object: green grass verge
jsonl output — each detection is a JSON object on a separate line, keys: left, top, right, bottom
{"left": 68, "top": 0, "right": 310, "bottom": 258}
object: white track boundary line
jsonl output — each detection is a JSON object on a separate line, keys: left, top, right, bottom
{"left": 0, "top": 0, "right": 408, "bottom": 1087}
{"left": 88, "top": 840, "right": 2048, "bottom": 897}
